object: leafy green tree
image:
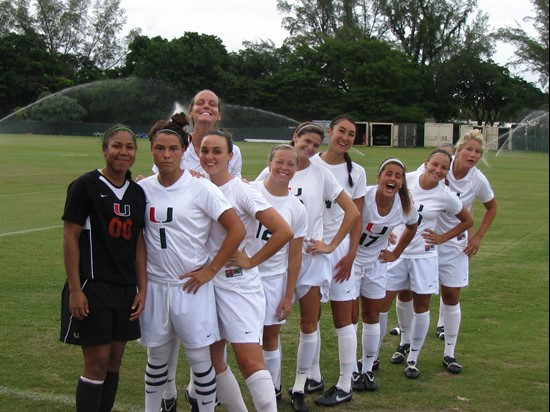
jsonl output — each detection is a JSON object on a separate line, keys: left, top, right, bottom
{"left": 495, "top": 0, "right": 549, "bottom": 91}
{"left": 0, "top": 0, "right": 137, "bottom": 69}
{"left": 439, "top": 52, "right": 546, "bottom": 124}
{"left": 0, "top": 30, "right": 73, "bottom": 118}
{"left": 376, "top": 0, "right": 478, "bottom": 65}
{"left": 123, "top": 33, "right": 232, "bottom": 98}
{"left": 30, "top": 93, "right": 87, "bottom": 122}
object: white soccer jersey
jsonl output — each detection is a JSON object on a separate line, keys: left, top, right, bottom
{"left": 207, "top": 178, "right": 272, "bottom": 292}
{"left": 257, "top": 162, "right": 343, "bottom": 251}
{"left": 393, "top": 170, "right": 463, "bottom": 258}
{"left": 152, "top": 142, "right": 243, "bottom": 178}
{"left": 356, "top": 186, "right": 419, "bottom": 263}
{"left": 310, "top": 153, "right": 367, "bottom": 242}
{"left": 436, "top": 160, "right": 494, "bottom": 249}
{"left": 138, "top": 170, "right": 232, "bottom": 283}
{"left": 248, "top": 180, "right": 308, "bottom": 278}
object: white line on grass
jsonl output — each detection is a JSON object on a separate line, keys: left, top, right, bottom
{"left": 0, "top": 225, "right": 62, "bottom": 238}
{"left": 351, "top": 147, "right": 366, "bottom": 156}
{"left": 0, "top": 190, "right": 64, "bottom": 197}
{"left": 0, "top": 386, "right": 140, "bottom": 411}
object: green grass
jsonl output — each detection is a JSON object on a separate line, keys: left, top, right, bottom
{"left": 0, "top": 134, "right": 548, "bottom": 411}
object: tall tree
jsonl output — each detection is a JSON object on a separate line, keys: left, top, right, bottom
{"left": 495, "top": 0, "right": 549, "bottom": 91}
{"left": 376, "top": 0, "right": 477, "bottom": 66}
{"left": 0, "top": 0, "right": 137, "bottom": 69}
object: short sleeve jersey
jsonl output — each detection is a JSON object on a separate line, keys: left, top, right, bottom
{"left": 257, "top": 162, "right": 343, "bottom": 251}
{"left": 206, "top": 178, "right": 272, "bottom": 292}
{"left": 248, "top": 180, "right": 308, "bottom": 278}
{"left": 310, "top": 153, "right": 367, "bottom": 242}
{"left": 138, "top": 171, "right": 232, "bottom": 284}
{"left": 393, "top": 170, "right": 462, "bottom": 258}
{"left": 152, "top": 143, "right": 243, "bottom": 178}
{"left": 62, "top": 170, "right": 146, "bottom": 286}
{"left": 357, "top": 186, "right": 419, "bottom": 263}
{"left": 436, "top": 160, "right": 494, "bottom": 249}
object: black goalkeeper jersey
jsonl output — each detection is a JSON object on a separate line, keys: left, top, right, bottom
{"left": 62, "top": 170, "right": 146, "bottom": 286}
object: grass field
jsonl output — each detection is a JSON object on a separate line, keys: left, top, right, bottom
{"left": 0, "top": 134, "right": 548, "bottom": 411}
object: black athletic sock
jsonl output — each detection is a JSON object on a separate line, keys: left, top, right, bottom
{"left": 76, "top": 377, "right": 103, "bottom": 412}
{"left": 99, "top": 371, "right": 119, "bottom": 412}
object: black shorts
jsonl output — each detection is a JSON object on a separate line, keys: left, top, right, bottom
{"left": 60, "top": 279, "right": 141, "bottom": 346}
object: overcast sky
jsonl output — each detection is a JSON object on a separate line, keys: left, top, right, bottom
{"left": 119, "top": 0, "right": 539, "bottom": 84}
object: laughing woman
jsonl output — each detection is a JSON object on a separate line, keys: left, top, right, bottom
{"left": 351, "top": 158, "right": 418, "bottom": 392}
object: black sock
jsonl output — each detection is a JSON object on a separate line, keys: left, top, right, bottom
{"left": 99, "top": 371, "right": 119, "bottom": 412}
{"left": 76, "top": 377, "right": 103, "bottom": 412}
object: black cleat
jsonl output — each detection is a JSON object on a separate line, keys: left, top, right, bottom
{"left": 275, "top": 385, "right": 282, "bottom": 402}
{"left": 390, "top": 343, "right": 410, "bottom": 364}
{"left": 372, "top": 358, "right": 380, "bottom": 371}
{"left": 351, "top": 371, "right": 364, "bottom": 392}
{"left": 314, "top": 385, "right": 352, "bottom": 406}
{"left": 304, "top": 377, "right": 324, "bottom": 393}
{"left": 160, "top": 397, "right": 177, "bottom": 412}
{"left": 405, "top": 360, "right": 420, "bottom": 379}
{"left": 291, "top": 391, "right": 308, "bottom": 411}
{"left": 443, "top": 356, "right": 463, "bottom": 374}
{"left": 436, "top": 326, "right": 445, "bottom": 340}
{"left": 389, "top": 326, "right": 401, "bottom": 336}
{"left": 184, "top": 388, "right": 199, "bottom": 412}
{"left": 362, "top": 371, "right": 378, "bottom": 391}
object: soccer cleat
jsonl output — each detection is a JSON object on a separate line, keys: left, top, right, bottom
{"left": 405, "top": 361, "right": 420, "bottom": 379}
{"left": 436, "top": 326, "right": 445, "bottom": 340}
{"left": 184, "top": 388, "right": 199, "bottom": 412}
{"left": 291, "top": 391, "right": 308, "bottom": 412}
{"left": 275, "top": 386, "right": 282, "bottom": 402}
{"left": 160, "top": 397, "right": 177, "bottom": 412}
{"left": 390, "top": 343, "right": 410, "bottom": 364}
{"left": 443, "top": 356, "right": 463, "bottom": 374}
{"left": 351, "top": 371, "right": 365, "bottom": 392}
{"left": 304, "top": 377, "right": 325, "bottom": 393}
{"left": 372, "top": 358, "right": 380, "bottom": 371}
{"left": 314, "top": 385, "right": 352, "bottom": 406}
{"left": 362, "top": 371, "right": 378, "bottom": 391}
{"left": 389, "top": 326, "right": 401, "bottom": 336}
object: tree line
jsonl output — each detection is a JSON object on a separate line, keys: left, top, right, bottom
{"left": 0, "top": 0, "right": 548, "bottom": 126}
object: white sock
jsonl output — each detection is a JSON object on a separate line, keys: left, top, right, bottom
{"left": 443, "top": 303, "right": 461, "bottom": 358}
{"left": 352, "top": 322, "right": 360, "bottom": 373}
{"left": 246, "top": 370, "right": 277, "bottom": 412}
{"left": 293, "top": 331, "right": 317, "bottom": 392}
{"left": 186, "top": 347, "right": 216, "bottom": 412}
{"left": 397, "top": 297, "right": 414, "bottom": 346}
{"left": 189, "top": 345, "right": 227, "bottom": 398}
{"left": 263, "top": 348, "right": 281, "bottom": 389}
{"left": 376, "top": 311, "right": 388, "bottom": 360}
{"left": 437, "top": 295, "right": 445, "bottom": 328}
{"left": 335, "top": 324, "right": 355, "bottom": 392}
{"left": 216, "top": 365, "right": 247, "bottom": 412}
{"left": 162, "top": 338, "right": 179, "bottom": 400}
{"left": 145, "top": 342, "right": 171, "bottom": 412}
{"left": 407, "top": 311, "right": 430, "bottom": 363}
{"left": 361, "top": 322, "right": 380, "bottom": 373}
{"left": 187, "top": 367, "right": 195, "bottom": 397}
{"left": 307, "top": 324, "right": 322, "bottom": 381}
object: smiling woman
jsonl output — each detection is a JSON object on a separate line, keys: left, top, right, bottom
{"left": 60, "top": 125, "right": 147, "bottom": 412}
